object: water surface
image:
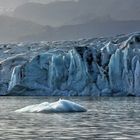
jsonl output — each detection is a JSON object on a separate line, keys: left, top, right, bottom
{"left": 0, "top": 96, "right": 140, "bottom": 139}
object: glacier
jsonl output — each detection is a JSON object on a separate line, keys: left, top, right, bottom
{"left": 0, "top": 32, "right": 140, "bottom": 96}
{"left": 15, "top": 99, "right": 87, "bottom": 113}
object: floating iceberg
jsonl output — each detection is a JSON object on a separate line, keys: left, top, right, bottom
{"left": 15, "top": 99, "right": 87, "bottom": 113}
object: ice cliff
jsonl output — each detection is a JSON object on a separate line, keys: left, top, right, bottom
{"left": 0, "top": 33, "right": 140, "bottom": 96}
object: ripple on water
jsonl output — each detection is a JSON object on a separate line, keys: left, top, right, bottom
{"left": 0, "top": 96, "right": 139, "bottom": 139}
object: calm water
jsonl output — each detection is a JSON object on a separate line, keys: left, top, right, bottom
{"left": 0, "top": 96, "right": 140, "bottom": 140}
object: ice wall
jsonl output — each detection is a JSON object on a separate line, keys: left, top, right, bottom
{"left": 2, "top": 33, "right": 140, "bottom": 96}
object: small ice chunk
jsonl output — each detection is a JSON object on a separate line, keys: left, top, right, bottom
{"left": 15, "top": 99, "right": 87, "bottom": 113}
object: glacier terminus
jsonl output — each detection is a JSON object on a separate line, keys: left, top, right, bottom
{"left": 0, "top": 32, "right": 140, "bottom": 96}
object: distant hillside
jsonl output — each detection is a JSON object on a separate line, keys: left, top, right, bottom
{"left": 0, "top": 15, "right": 43, "bottom": 42}
{"left": 18, "top": 18, "right": 140, "bottom": 42}
{"left": 1, "top": 0, "right": 140, "bottom": 42}
{"left": 13, "top": 1, "right": 79, "bottom": 26}
{"left": 12, "top": 0, "right": 140, "bottom": 26}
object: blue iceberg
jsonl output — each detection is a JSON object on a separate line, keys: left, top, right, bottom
{"left": 15, "top": 99, "right": 87, "bottom": 113}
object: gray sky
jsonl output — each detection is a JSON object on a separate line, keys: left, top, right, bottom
{"left": 0, "top": 0, "right": 140, "bottom": 21}
{"left": 0, "top": 0, "right": 75, "bottom": 13}
{"left": 0, "top": 0, "right": 72, "bottom": 7}
{"left": 0, "top": 0, "right": 51, "bottom": 13}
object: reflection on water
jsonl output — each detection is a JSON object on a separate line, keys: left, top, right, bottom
{"left": 0, "top": 96, "right": 140, "bottom": 139}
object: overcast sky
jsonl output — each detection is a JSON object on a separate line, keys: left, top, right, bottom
{"left": 0, "top": 0, "right": 140, "bottom": 22}
{"left": 0, "top": 0, "right": 68, "bottom": 13}
{"left": 0, "top": 0, "right": 73, "bottom": 8}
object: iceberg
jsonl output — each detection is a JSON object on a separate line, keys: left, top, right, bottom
{"left": 15, "top": 99, "right": 87, "bottom": 113}
{"left": 0, "top": 32, "right": 140, "bottom": 96}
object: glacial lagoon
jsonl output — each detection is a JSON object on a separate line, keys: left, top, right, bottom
{"left": 0, "top": 96, "right": 140, "bottom": 139}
